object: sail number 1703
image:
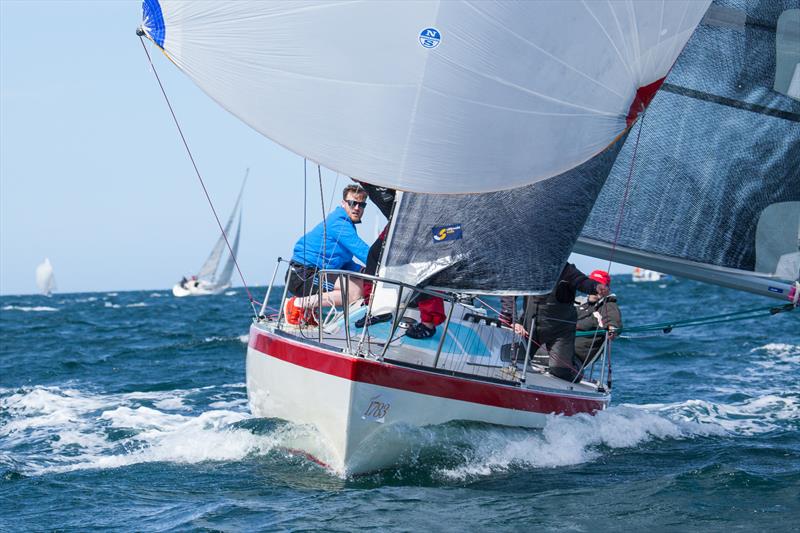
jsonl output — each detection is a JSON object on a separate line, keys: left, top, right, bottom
{"left": 363, "top": 399, "right": 391, "bottom": 422}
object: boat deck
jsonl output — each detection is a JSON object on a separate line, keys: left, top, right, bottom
{"left": 259, "top": 304, "right": 606, "bottom": 398}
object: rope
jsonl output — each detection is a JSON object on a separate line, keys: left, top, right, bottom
{"left": 604, "top": 108, "right": 647, "bottom": 274}
{"left": 576, "top": 303, "right": 795, "bottom": 337}
{"left": 138, "top": 36, "right": 257, "bottom": 315}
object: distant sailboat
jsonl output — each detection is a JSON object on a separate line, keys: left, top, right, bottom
{"left": 632, "top": 268, "right": 667, "bottom": 283}
{"left": 35, "top": 258, "right": 56, "bottom": 296}
{"left": 172, "top": 171, "right": 247, "bottom": 297}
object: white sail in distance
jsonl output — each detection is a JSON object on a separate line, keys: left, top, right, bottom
{"left": 196, "top": 170, "right": 248, "bottom": 284}
{"left": 35, "top": 258, "right": 56, "bottom": 296}
{"left": 140, "top": 0, "right": 710, "bottom": 193}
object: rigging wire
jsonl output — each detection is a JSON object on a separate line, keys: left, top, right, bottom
{"left": 576, "top": 302, "right": 795, "bottom": 338}
{"left": 138, "top": 36, "right": 257, "bottom": 315}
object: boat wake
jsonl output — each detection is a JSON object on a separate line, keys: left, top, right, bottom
{"left": 2, "top": 380, "right": 796, "bottom": 480}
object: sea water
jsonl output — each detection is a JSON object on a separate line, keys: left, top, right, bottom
{"left": 1, "top": 279, "right": 798, "bottom": 531}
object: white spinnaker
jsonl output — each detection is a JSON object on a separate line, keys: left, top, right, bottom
{"left": 141, "top": 0, "right": 709, "bottom": 193}
{"left": 35, "top": 258, "right": 56, "bottom": 296}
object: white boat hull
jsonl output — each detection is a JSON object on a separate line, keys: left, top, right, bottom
{"left": 171, "top": 282, "right": 229, "bottom": 297}
{"left": 246, "top": 324, "right": 608, "bottom": 475}
{"left": 632, "top": 268, "right": 665, "bottom": 282}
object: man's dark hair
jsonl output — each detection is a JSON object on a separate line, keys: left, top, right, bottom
{"left": 342, "top": 184, "right": 367, "bottom": 200}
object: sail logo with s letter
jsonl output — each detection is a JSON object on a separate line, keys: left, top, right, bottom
{"left": 419, "top": 28, "right": 441, "bottom": 49}
{"left": 432, "top": 224, "right": 462, "bottom": 242}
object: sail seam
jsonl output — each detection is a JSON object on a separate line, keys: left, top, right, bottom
{"left": 396, "top": 0, "right": 442, "bottom": 184}
{"left": 660, "top": 84, "right": 800, "bottom": 122}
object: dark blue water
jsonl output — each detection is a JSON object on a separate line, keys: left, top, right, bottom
{"left": 2, "top": 279, "right": 798, "bottom": 531}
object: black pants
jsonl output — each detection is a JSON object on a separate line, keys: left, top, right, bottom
{"left": 286, "top": 262, "right": 321, "bottom": 297}
{"left": 525, "top": 300, "right": 581, "bottom": 382}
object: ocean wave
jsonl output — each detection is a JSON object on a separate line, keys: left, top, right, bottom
{"left": 103, "top": 302, "right": 121, "bottom": 309}
{"left": 435, "top": 405, "right": 723, "bottom": 481}
{"left": 1, "top": 305, "right": 58, "bottom": 312}
{"left": 0, "top": 384, "right": 256, "bottom": 476}
{"left": 641, "top": 395, "right": 800, "bottom": 436}
{"left": 125, "top": 302, "right": 148, "bottom": 308}
{"left": 750, "top": 343, "right": 800, "bottom": 366}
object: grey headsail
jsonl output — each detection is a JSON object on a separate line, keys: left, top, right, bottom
{"left": 216, "top": 207, "right": 242, "bottom": 289}
{"left": 576, "top": 0, "right": 800, "bottom": 300}
{"left": 197, "top": 169, "right": 248, "bottom": 284}
{"left": 382, "top": 134, "right": 628, "bottom": 295}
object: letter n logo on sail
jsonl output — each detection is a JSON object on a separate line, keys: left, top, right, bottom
{"left": 419, "top": 28, "right": 441, "bottom": 49}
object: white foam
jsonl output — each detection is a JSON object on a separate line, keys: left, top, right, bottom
{"left": 153, "top": 397, "right": 186, "bottom": 410}
{"left": 149, "top": 293, "right": 163, "bottom": 298}
{"left": 436, "top": 404, "right": 721, "bottom": 480}
{"left": 0, "top": 384, "right": 274, "bottom": 476}
{"left": 239, "top": 334, "right": 249, "bottom": 344}
{"left": 103, "top": 302, "right": 121, "bottom": 309}
{"left": 125, "top": 302, "right": 148, "bottom": 308}
{"left": 106, "top": 292, "right": 118, "bottom": 296}
{"left": 646, "top": 395, "right": 800, "bottom": 436}
{"left": 225, "top": 291, "right": 237, "bottom": 296}
{"left": 2, "top": 305, "right": 58, "bottom": 312}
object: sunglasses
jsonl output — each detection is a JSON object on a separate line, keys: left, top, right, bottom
{"left": 346, "top": 199, "right": 367, "bottom": 209}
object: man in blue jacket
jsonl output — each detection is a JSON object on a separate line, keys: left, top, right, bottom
{"left": 285, "top": 184, "right": 370, "bottom": 325}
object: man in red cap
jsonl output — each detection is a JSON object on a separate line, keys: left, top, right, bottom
{"left": 575, "top": 270, "right": 622, "bottom": 368}
{"left": 502, "top": 263, "right": 609, "bottom": 383}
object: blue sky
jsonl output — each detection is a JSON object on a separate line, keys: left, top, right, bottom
{"left": 0, "top": 1, "right": 626, "bottom": 296}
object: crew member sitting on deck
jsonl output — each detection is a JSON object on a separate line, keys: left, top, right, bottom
{"left": 501, "top": 263, "right": 609, "bottom": 383}
{"left": 284, "top": 184, "right": 370, "bottom": 326}
{"left": 575, "top": 270, "right": 622, "bottom": 367}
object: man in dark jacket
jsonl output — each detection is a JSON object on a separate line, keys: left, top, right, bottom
{"left": 501, "top": 263, "right": 609, "bottom": 383}
{"left": 574, "top": 270, "right": 622, "bottom": 367}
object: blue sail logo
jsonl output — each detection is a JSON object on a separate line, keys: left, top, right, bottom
{"left": 432, "top": 224, "right": 462, "bottom": 242}
{"left": 419, "top": 28, "right": 441, "bottom": 49}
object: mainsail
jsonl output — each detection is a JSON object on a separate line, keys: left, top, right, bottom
{"left": 140, "top": 0, "right": 709, "bottom": 193}
{"left": 382, "top": 133, "right": 628, "bottom": 294}
{"left": 576, "top": 1, "right": 800, "bottom": 300}
{"left": 35, "top": 258, "right": 56, "bottom": 296}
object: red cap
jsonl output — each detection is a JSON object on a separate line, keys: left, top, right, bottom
{"left": 589, "top": 270, "right": 611, "bottom": 286}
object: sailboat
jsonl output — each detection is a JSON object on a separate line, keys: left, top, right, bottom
{"left": 172, "top": 171, "right": 247, "bottom": 297}
{"left": 35, "top": 258, "right": 56, "bottom": 296}
{"left": 632, "top": 267, "right": 666, "bottom": 283}
{"left": 139, "top": 1, "right": 798, "bottom": 475}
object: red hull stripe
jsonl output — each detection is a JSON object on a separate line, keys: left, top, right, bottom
{"left": 249, "top": 326, "right": 606, "bottom": 416}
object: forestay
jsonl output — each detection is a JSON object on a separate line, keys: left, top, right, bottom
{"left": 140, "top": 0, "right": 709, "bottom": 194}
{"left": 576, "top": 1, "right": 800, "bottom": 300}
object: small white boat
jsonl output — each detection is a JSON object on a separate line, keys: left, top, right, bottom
{"left": 35, "top": 258, "right": 56, "bottom": 296}
{"left": 632, "top": 268, "right": 666, "bottom": 283}
{"left": 173, "top": 171, "right": 246, "bottom": 297}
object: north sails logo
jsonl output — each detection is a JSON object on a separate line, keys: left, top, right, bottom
{"left": 419, "top": 28, "right": 441, "bottom": 48}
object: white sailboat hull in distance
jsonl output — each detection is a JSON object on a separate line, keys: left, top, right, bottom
{"left": 246, "top": 324, "right": 608, "bottom": 476}
{"left": 632, "top": 268, "right": 666, "bottom": 283}
{"left": 171, "top": 281, "right": 229, "bottom": 297}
